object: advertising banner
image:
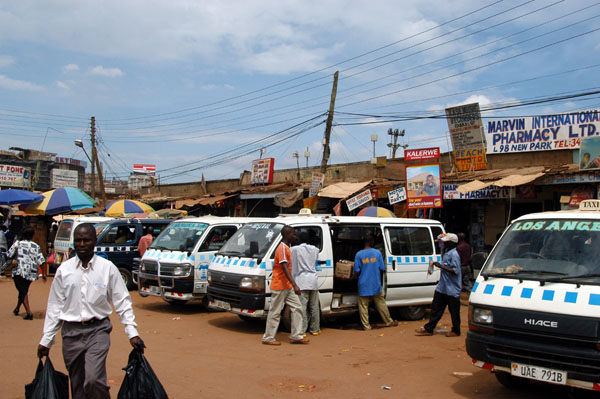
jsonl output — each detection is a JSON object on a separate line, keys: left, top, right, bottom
{"left": 445, "top": 103, "right": 485, "bottom": 151}
{"left": 346, "top": 189, "right": 373, "bottom": 211}
{"left": 51, "top": 169, "right": 78, "bottom": 188}
{"left": 388, "top": 187, "right": 407, "bottom": 204}
{"left": 579, "top": 136, "right": 600, "bottom": 170}
{"left": 487, "top": 108, "right": 600, "bottom": 154}
{"left": 405, "top": 147, "right": 440, "bottom": 161}
{"left": 250, "top": 158, "right": 275, "bottom": 185}
{"left": 133, "top": 164, "right": 156, "bottom": 174}
{"left": 455, "top": 148, "right": 487, "bottom": 171}
{"left": 309, "top": 172, "right": 325, "bottom": 197}
{"left": 0, "top": 164, "right": 30, "bottom": 188}
{"left": 406, "top": 164, "right": 442, "bottom": 209}
{"left": 443, "top": 184, "right": 510, "bottom": 200}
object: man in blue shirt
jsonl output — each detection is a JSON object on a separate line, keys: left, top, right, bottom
{"left": 354, "top": 235, "right": 398, "bottom": 330}
{"left": 415, "top": 233, "right": 462, "bottom": 337}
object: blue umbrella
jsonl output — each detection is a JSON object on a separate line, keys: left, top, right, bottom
{"left": 0, "top": 188, "right": 44, "bottom": 205}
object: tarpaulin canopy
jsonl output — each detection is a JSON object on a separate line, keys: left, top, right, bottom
{"left": 317, "top": 181, "right": 371, "bottom": 199}
{"left": 457, "top": 172, "right": 545, "bottom": 194}
{"left": 273, "top": 190, "right": 303, "bottom": 208}
{"left": 175, "top": 194, "right": 236, "bottom": 209}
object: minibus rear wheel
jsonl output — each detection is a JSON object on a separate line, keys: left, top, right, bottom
{"left": 495, "top": 372, "right": 530, "bottom": 389}
{"left": 398, "top": 305, "right": 426, "bottom": 320}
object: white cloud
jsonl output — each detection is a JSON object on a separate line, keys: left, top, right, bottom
{"left": 0, "top": 55, "right": 15, "bottom": 68}
{"left": 62, "top": 63, "right": 79, "bottom": 72}
{"left": 90, "top": 65, "right": 124, "bottom": 77}
{"left": 0, "top": 74, "right": 43, "bottom": 91}
{"left": 56, "top": 80, "right": 69, "bottom": 90}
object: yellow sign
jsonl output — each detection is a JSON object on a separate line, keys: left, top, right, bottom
{"left": 455, "top": 148, "right": 487, "bottom": 171}
{"left": 303, "top": 196, "right": 318, "bottom": 211}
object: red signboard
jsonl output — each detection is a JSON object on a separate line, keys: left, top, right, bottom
{"left": 405, "top": 147, "right": 440, "bottom": 161}
{"left": 250, "top": 158, "right": 275, "bottom": 184}
{"left": 133, "top": 164, "right": 156, "bottom": 174}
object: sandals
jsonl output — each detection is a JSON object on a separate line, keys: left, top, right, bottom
{"left": 414, "top": 327, "right": 433, "bottom": 336}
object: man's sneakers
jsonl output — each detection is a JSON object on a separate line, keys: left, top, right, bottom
{"left": 289, "top": 337, "right": 310, "bottom": 344}
{"left": 309, "top": 331, "right": 321, "bottom": 336}
{"left": 262, "top": 340, "right": 281, "bottom": 346}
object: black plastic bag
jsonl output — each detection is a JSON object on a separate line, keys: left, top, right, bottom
{"left": 25, "top": 357, "right": 69, "bottom": 399}
{"left": 117, "top": 349, "right": 168, "bottom": 399}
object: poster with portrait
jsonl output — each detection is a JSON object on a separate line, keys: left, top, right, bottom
{"left": 405, "top": 164, "right": 443, "bottom": 209}
{"left": 579, "top": 136, "right": 600, "bottom": 170}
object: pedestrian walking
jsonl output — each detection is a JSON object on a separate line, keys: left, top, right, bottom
{"left": 291, "top": 232, "right": 321, "bottom": 336}
{"left": 138, "top": 226, "right": 154, "bottom": 256}
{"left": 8, "top": 226, "right": 46, "bottom": 319}
{"left": 37, "top": 223, "right": 145, "bottom": 399}
{"left": 354, "top": 234, "right": 398, "bottom": 330}
{"left": 415, "top": 233, "right": 462, "bottom": 337}
{"left": 262, "top": 226, "right": 309, "bottom": 345}
{"left": 0, "top": 225, "right": 8, "bottom": 273}
{"left": 456, "top": 232, "right": 473, "bottom": 293}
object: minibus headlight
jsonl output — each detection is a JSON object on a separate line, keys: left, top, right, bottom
{"left": 239, "top": 276, "right": 265, "bottom": 293}
{"left": 472, "top": 307, "right": 494, "bottom": 324}
{"left": 173, "top": 264, "right": 192, "bottom": 277}
{"left": 140, "top": 261, "right": 146, "bottom": 272}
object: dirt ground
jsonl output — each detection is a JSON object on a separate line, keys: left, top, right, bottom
{"left": 0, "top": 276, "right": 593, "bottom": 399}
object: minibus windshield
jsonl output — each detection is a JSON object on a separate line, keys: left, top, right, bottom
{"left": 218, "top": 222, "right": 284, "bottom": 259}
{"left": 483, "top": 219, "right": 600, "bottom": 283}
{"left": 150, "top": 222, "right": 208, "bottom": 252}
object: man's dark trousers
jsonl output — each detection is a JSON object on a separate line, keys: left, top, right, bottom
{"left": 424, "top": 291, "right": 461, "bottom": 335}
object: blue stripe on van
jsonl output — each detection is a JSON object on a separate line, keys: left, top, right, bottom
{"left": 589, "top": 294, "right": 600, "bottom": 306}
{"left": 564, "top": 292, "right": 578, "bottom": 303}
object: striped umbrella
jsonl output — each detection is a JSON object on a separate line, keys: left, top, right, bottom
{"left": 356, "top": 206, "right": 396, "bottom": 217}
{"left": 24, "top": 187, "right": 97, "bottom": 215}
{"left": 105, "top": 200, "right": 154, "bottom": 216}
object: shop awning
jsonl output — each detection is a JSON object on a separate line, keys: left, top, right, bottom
{"left": 240, "top": 192, "right": 285, "bottom": 200}
{"left": 175, "top": 194, "right": 237, "bottom": 209}
{"left": 318, "top": 181, "right": 371, "bottom": 199}
{"left": 273, "top": 190, "right": 304, "bottom": 208}
{"left": 457, "top": 172, "right": 545, "bottom": 194}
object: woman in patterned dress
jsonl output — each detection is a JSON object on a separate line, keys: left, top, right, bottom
{"left": 7, "top": 226, "right": 46, "bottom": 320}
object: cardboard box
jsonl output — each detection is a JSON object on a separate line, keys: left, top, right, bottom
{"left": 335, "top": 260, "right": 355, "bottom": 279}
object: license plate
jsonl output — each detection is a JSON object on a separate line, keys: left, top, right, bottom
{"left": 511, "top": 363, "right": 567, "bottom": 385}
{"left": 212, "top": 300, "right": 231, "bottom": 311}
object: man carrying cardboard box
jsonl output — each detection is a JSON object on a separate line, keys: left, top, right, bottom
{"left": 354, "top": 234, "right": 398, "bottom": 330}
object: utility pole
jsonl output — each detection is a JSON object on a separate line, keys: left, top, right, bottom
{"left": 320, "top": 71, "right": 339, "bottom": 173}
{"left": 90, "top": 116, "right": 107, "bottom": 207}
{"left": 90, "top": 118, "right": 96, "bottom": 200}
{"left": 387, "top": 128, "right": 405, "bottom": 159}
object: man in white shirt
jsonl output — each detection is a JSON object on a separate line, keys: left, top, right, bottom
{"left": 37, "top": 223, "right": 145, "bottom": 399}
{"left": 291, "top": 232, "right": 321, "bottom": 335}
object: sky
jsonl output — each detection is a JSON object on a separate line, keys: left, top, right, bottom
{"left": 0, "top": 0, "right": 599, "bottom": 184}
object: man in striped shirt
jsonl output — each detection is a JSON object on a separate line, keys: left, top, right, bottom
{"left": 262, "top": 226, "right": 309, "bottom": 345}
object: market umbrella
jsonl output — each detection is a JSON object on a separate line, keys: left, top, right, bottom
{"left": 24, "top": 187, "right": 97, "bottom": 215}
{"left": 104, "top": 200, "right": 154, "bottom": 217}
{"left": 357, "top": 206, "right": 396, "bottom": 217}
{"left": 0, "top": 188, "right": 44, "bottom": 205}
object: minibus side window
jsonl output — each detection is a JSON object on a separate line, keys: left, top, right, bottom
{"left": 386, "top": 227, "right": 433, "bottom": 256}
{"left": 293, "top": 226, "right": 323, "bottom": 250}
{"left": 431, "top": 226, "right": 444, "bottom": 254}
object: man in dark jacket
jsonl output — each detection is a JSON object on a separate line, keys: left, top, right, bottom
{"left": 456, "top": 232, "right": 472, "bottom": 293}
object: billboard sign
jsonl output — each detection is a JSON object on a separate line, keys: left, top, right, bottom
{"left": 51, "top": 169, "right": 79, "bottom": 188}
{"left": 455, "top": 148, "right": 487, "bottom": 171}
{"left": 405, "top": 164, "right": 442, "bottom": 209}
{"left": 405, "top": 147, "right": 439, "bottom": 161}
{"left": 346, "top": 189, "right": 373, "bottom": 211}
{"left": 387, "top": 187, "right": 407, "bottom": 204}
{"left": 579, "top": 136, "right": 600, "bottom": 170}
{"left": 487, "top": 108, "right": 600, "bottom": 154}
{"left": 250, "top": 158, "right": 275, "bottom": 185}
{"left": 309, "top": 172, "right": 325, "bottom": 197}
{"left": 133, "top": 164, "right": 156, "bottom": 174}
{"left": 443, "top": 184, "right": 510, "bottom": 200}
{"left": 0, "top": 164, "right": 30, "bottom": 188}
{"left": 446, "top": 103, "right": 485, "bottom": 151}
